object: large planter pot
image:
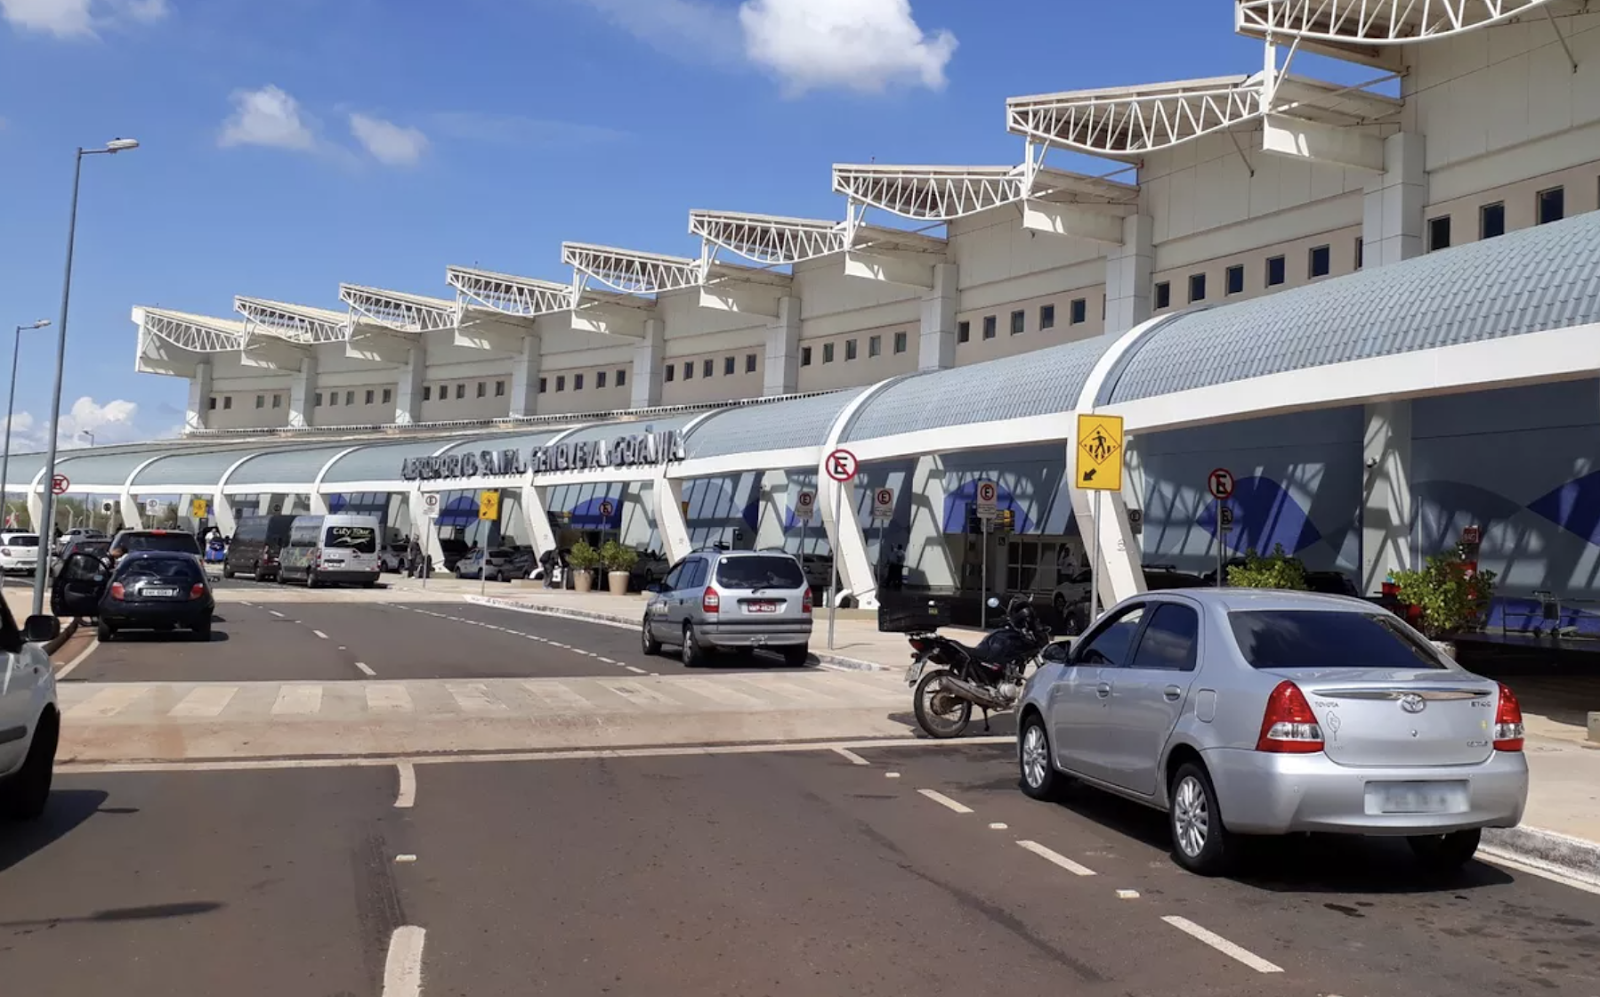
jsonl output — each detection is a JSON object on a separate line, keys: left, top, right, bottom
{"left": 607, "top": 570, "right": 631, "bottom": 596}
{"left": 572, "top": 570, "right": 594, "bottom": 594}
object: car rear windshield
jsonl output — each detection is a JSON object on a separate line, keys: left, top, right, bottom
{"left": 6, "top": 535, "right": 39, "bottom": 547}
{"left": 119, "top": 532, "right": 201, "bottom": 555}
{"left": 116, "top": 558, "right": 201, "bottom": 583}
{"left": 715, "top": 555, "right": 805, "bottom": 590}
{"left": 325, "top": 526, "right": 377, "bottom": 554}
{"left": 1228, "top": 610, "right": 1445, "bottom": 670}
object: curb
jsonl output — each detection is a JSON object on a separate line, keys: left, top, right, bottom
{"left": 1482, "top": 825, "right": 1600, "bottom": 890}
{"left": 44, "top": 616, "right": 80, "bottom": 655}
{"left": 461, "top": 594, "right": 888, "bottom": 673}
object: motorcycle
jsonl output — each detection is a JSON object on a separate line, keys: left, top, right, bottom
{"left": 903, "top": 594, "right": 1054, "bottom": 739}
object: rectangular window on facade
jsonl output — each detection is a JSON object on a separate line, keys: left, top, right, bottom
{"left": 1010, "top": 309, "right": 1025, "bottom": 335}
{"left": 801, "top": 346, "right": 812, "bottom": 366}
{"left": 382, "top": 388, "right": 392, "bottom": 404}
{"left": 347, "top": 391, "right": 356, "bottom": 406}
{"left": 1428, "top": 215, "right": 1451, "bottom": 252}
{"left": 617, "top": 369, "right": 627, "bottom": 387}
{"left": 1069, "top": 298, "right": 1087, "bottom": 325}
{"left": 1188, "top": 273, "right": 1206, "bottom": 303}
{"left": 1040, "top": 304, "right": 1056, "bottom": 330}
{"left": 1481, "top": 202, "right": 1506, "bottom": 239}
{"left": 1309, "top": 245, "right": 1331, "bottom": 278}
{"left": 1266, "top": 255, "right": 1286, "bottom": 286}
{"left": 868, "top": 334, "right": 881, "bottom": 358}
{"left": 556, "top": 375, "right": 566, "bottom": 391}
{"left": 1354, "top": 237, "right": 1364, "bottom": 270}
{"left": 1226, "top": 264, "right": 1245, "bottom": 295}
{"left": 209, "top": 396, "right": 218, "bottom": 410}
{"left": 665, "top": 365, "right": 675, "bottom": 382}
{"left": 538, "top": 377, "right": 547, "bottom": 393}
{"left": 982, "top": 315, "right": 997, "bottom": 339}
{"left": 494, "top": 380, "right": 505, "bottom": 397}
{"left": 255, "top": 394, "right": 265, "bottom": 409}
{"left": 845, "top": 339, "right": 858, "bottom": 361}
{"left": 745, "top": 353, "right": 756, "bottom": 372}
{"left": 574, "top": 373, "right": 584, "bottom": 390}
{"left": 365, "top": 389, "right": 375, "bottom": 405}
{"left": 1154, "top": 282, "right": 1171, "bottom": 309}
{"left": 475, "top": 382, "right": 486, "bottom": 399}
{"left": 702, "top": 358, "right": 713, "bottom": 378}
{"left": 893, "top": 331, "right": 907, "bottom": 354}
{"left": 823, "top": 342, "right": 835, "bottom": 363}
{"left": 596, "top": 371, "right": 607, "bottom": 389}
{"left": 223, "top": 396, "right": 233, "bottom": 410}
{"left": 454, "top": 383, "right": 464, "bottom": 400}
{"left": 684, "top": 361, "right": 694, "bottom": 380}
{"left": 1538, "top": 186, "right": 1565, "bottom": 225}
{"left": 957, "top": 320, "right": 970, "bottom": 343}
{"left": 724, "top": 356, "right": 735, "bottom": 376}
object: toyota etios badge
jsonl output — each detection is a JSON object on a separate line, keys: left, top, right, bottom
{"left": 1399, "top": 694, "right": 1427, "bottom": 714}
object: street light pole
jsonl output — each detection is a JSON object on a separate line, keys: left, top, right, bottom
{"left": 80, "top": 430, "right": 95, "bottom": 447}
{"left": 1, "top": 320, "right": 50, "bottom": 538}
{"left": 31, "top": 138, "right": 139, "bottom": 617}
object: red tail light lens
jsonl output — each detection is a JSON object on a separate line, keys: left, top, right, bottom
{"left": 1256, "top": 681, "right": 1325, "bottom": 753}
{"left": 109, "top": 582, "right": 125, "bottom": 600}
{"left": 190, "top": 583, "right": 207, "bottom": 600}
{"left": 702, "top": 588, "right": 720, "bottom": 613}
{"left": 1493, "top": 682, "right": 1525, "bottom": 752}
{"left": 802, "top": 588, "right": 813, "bottom": 615}
{"left": 909, "top": 638, "right": 927, "bottom": 652}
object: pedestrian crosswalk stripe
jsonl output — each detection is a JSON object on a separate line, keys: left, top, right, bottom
{"left": 271, "top": 685, "right": 324, "bottom": 715}
{"left": 366, "top": 685, "right": 414, "bottom": 713}
{"left": 447, "top": 683, "right": 506, "bottom": 712}
{"left": 520, "top": 681, "right": 596, "bottom": 711}
{"left": 759, "top": 679, "right": 842, "bottom": 706}
{"left": 676, "top": 678, "right": 764, "bottom": 708}
{"left": 169, "top": 686, "right": 238, "bottom": 718}
{"left": 66, "top": 685, "right": 149, "bottom": 719}
{"left": 596, "top": 680, "right": 678, "bottom": 708}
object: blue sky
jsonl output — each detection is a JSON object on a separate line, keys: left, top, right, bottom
{"left": 0, "top": 0, "right": 1362, "bottom": 451}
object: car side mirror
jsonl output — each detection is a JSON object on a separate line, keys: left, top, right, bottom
{"left": 986, "top": 596, "right": 1001, "bottom": 609}
{"left": 24, "top": 615, "right": 59, "bottom": 643}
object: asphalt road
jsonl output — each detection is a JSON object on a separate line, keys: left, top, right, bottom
{"left": 63, "top": 599, "right": 815, "bottom": 683}
{"left": 6, "top": 744, "right": 1597, "bottom": 996}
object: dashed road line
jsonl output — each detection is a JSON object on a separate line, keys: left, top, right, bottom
{"left": 832, "top": 747, "right": 870, "bottom": 766}
{"left": 918, "top": 789, "right": 973, "bottom": 814}
{"left": 394, "top": 762, "right": 416, "bottom": 809}
{"left": 382, "top": 925, "right": 426, "bottom": 997}
{"left": 312, "top": 629, "right": 330, "bottom": 640}
{"left": 1160, "top": 916, "right": 1283, "bottom": 974}
{"left": 623, "top": 665, "right": 648, "bottom": 675}
{"left": 1016, "top": 840, "right": 1097, "bottom": 877}
{"left": 595, "top": 656, "right": 617, "bottom": 665}
{"left": 269, "top": 610, "right": 285, "bottom": 618}
{"left": 988, "top": 822, "right": 1009, "bottom": 830}
{"left": 1116, "top": 890, "right": 1140, "bottom": 899}
{"left": 355, "top": 661, "right": 377, "bottom": 677}
{"left": 394, "top": 854, "right": 418, "bottom": 864}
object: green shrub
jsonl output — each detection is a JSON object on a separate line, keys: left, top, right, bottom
{"left": 567, "top": 541, "right": 601, "bottom": 570}
{"left": 1392, "top": 551, "right": 1497, "bottom": 639}
{"left": 600, "top": 540, "right": 637, "bottom": 572}
{"left": 1226, "top": 545, "right": 1309, "bottom": 591}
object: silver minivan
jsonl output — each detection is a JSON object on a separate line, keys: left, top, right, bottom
{"left": 640, "top": 549, "right": 813, "bottom": 667}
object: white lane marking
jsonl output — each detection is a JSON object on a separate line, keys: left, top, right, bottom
{"left": 1161, "top": 916, "right": 1284, "bottom": 974}
{"left": 168, "top": 686, "right": 239, "bottom": 718}
{"left": 623, "top": 665, "right": 648, "bottom": 675}
{"left": 548, "top": 642, "right": 570, "bottom": 649}
{"left": 1117, "top": 890, "right": 1140, "bottom": 899}
{"left": 394, "top": 762, "right": 416, "bottom": 809}
{"left": 885, "top": 772, "right": 901, "bottom": 779}
{"left": 270, "top": 685, "right": 324, "bottom": 715}
{"left": 1016, "top": 840, "right": 1098, "bottom": 877}
{"left": 355, "top": 662, "right": 377, "bottom": 677}
{"left": 53, "top": 637, "right": 101, "bottom": 680}
{"left": 520, "top": 682, "right": 596, "bottom": 711}
{"left": 367, "top": 686, "right": 414, "bottom": 713}
{"left": 832, "top": 747, "right": 870, "bottom": 766}
{"left": 65, "top": 685, "right": 149, "bottom": 719}
{"left": 988, "top": 822, "right": 1009, "bottom": 830}
{"left": 312, "top": 629, "right": 330, "bottom": 640}
{"left": 447, "top": 683, "right": 507, "bottom": 712}
{"left": 382, "top": 925, "right": 426, "bottom": 997}
{"left": 595, "top": 656, "right": 618, "bottom": 665}
{"left": 918, "top": 789, "right": 973, "bottom": 814}
{"left": 338, "top": 646, "right": 348, "bottom": 651}
{"left": 269, "top": 610, "right": 285, "bottom": 618}
{"left": 395, "top": 854, "right": 417, "bottom": 864}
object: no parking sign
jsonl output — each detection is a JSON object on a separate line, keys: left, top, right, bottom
{"left": 871, "top": 487, "right": 895, "bottom": 520}
{"left": 794, "top": 490, "right": 816, "bottom": 524}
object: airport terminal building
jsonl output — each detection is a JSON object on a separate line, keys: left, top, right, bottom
{"left": 11, "top": 1, "right": 1600, "bottom": 614}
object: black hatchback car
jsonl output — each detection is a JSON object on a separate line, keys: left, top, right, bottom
{"left": 54, "top": 550, "right": 216, "bottom": 641}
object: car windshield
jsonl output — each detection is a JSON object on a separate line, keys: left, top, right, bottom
{"left": 716, "top": 555, "right": 805, "bottom": 590}
{"left": 326, "top": 526, "right": 377, "bottom": 554}
{"left": 118, "top": 532, "right": 201, "bottom": 555}
{"left": 116, "top": 558, "right": 200, "bottom": 583}
{"left": 5, "top": 535, "right": 39, "bottom": 547}
{"left": 1228, "top": 610, "right": 1446, "bottom": 670}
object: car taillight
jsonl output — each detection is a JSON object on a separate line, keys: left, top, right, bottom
{"left": 702, "top": 588, "right": 720, "bottom": 613}
{"left": 1255, "top": 681, "right": 1325, "bottom": 753}
{"left": 802, "top": 588, "right": 813, "bottom": 615}
{"left": 190, "top": 583, "right": 207, "bottom": 600}
{"left": 1494, "top": 682, "right": 1525, "bottom": 752}
{"left": 109, "top": 582, "right": 125, "bottom": 600}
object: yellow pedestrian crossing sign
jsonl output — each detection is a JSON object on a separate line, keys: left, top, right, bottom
{"left": 478, "top": 490, "right": 501, "bottom": 521}
{"left": 1075, "top": 414, "right": 1124, "bottom": 491}
{"left": 191, "top": 497, "right": 209, "bottom": 519}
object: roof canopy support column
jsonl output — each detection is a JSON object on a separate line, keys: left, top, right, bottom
{"left": 1361, "top": 400, "right": 1414, "bottom": 596}
{"left": 763, "top": 297, "right": 801, "bottom": 397}
{"left": 1104, "top": 215, "right": 1154, "bottom": 338}
{"left": 521, "top": 484, "right": 558, "bottom": 560}
{"left": 288, "top": 357, "right": 317, "bottom": 429}
{"left": 654, "top": 474, "right": 691, "bottom": 565}
{"left": 395, "top": 346, "right": 426, "bottom": 425}
{"left": 1362, "top": 132, "right": 1428, "bottom": 268}
{"left": 918, "top": 262, "right": 959, "bottom": 372}
{"left": 633, "top": 318, "right": 665, "bottom": 409}
{"left": 186, "top": 361, "right": 212, "bottom": 432}
{"left": 509, "top": 333, "right": 542, "bottom": 418}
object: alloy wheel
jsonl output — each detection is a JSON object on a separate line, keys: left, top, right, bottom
{"left": 1173, "top": 775, "right": 1209, "bottom": 858}
{"left": 1021, "top": 724, "right": 1049, "bottom": 789}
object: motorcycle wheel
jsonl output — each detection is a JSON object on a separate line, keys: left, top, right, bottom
{"left": 913, "top": 669, "right": 972, "bottom": 739}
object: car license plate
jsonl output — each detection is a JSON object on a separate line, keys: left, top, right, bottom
{"left": 905, "top": 658, "right": 927, "bottom": 687}
{"left": 145, "top": 587, "right": 178, "bottom": 597}
{"left": 1366, "top": 781, "right": 1467, "bottom": 815}
{"left": 747, "top": 601, "right": 777, "bottom": 613}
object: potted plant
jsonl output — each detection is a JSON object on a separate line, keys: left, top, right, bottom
{"left": 600, "top": 540, "right": 637, "bottom": 597}
{"left": 1392, "top": 550, "right": 1497, "bottom": 660}
{"left": 567, "top": 541, "right": 601, "bottom": 594}
{"left": 1225, "top": 545, "right": 1309, "bottom": 591}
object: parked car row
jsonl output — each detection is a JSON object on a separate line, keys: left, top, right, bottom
{"left": 220, "top": 514, "right": 382, "bottom": 588}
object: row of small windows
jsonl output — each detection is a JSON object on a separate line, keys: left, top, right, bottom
{"left": 314, "top": 388, "right": 392, "bottom": 408}
{"left": 665, "top": 352, "right": 759, "bottom": 382}
{"left": 538, "top": 368, "right": 629, "bottom": 394}
{"left": 954, "top": 299, "right": 1093, "bottom": 344}
{"left": 1155, "top": 241, "right": 1357, "bottom": 309}
{"left": 799, "top": 332, "right": 908, "bottom": 368}
{"left": 1426, "top": 185, "right": 1569, "bottom": 252}
{"left": 423, "top": 380, "right": 506, "bottom": 402}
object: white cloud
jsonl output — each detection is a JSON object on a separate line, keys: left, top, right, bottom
{"left": 575, "top": 0, "right": 744, "bottom": 65}
{"left": 739, "top": 0, "right": 956, "bottom": 95}
{"left": 1, "top": 0, "right": 169, "bottom": 38}
{"left": 218, "top": 85, "right": 316, "bottom": 152}
{"left": 1, "top": 396, "right": 155, "bottom": 453}
{"left": 349, "top": 113, "right": 429, "bottom": 167}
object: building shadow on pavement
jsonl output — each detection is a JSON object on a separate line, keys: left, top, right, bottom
{"left": 0, "top": 789, "right": 107, "bottom": 874}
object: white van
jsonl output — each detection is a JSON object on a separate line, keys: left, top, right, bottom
{"left": 277, "top": 514, "right": 382, "bottom": 588}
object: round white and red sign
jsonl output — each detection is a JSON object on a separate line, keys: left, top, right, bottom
{"left": 51, "top": 474, "right": 70, "bottom": 496}
{"left": 825, "top": 448, "right": 859, "bottom": 483}
{"left": 1207, "top": 468, "right": 1235, "bottom": 501}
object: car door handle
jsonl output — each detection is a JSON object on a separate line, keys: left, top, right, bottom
{"left": 1163, "top": 685, "right": 1183, "bottom": 702}
{"left": 1095, "top": 683, "right": 1112, "bottom": 698}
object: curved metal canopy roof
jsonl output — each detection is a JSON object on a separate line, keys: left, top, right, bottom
{"left": 1235, "top": 0, "right": 1562, "bottom": 50}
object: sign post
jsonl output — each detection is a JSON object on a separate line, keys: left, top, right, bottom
{"left": 1208, "top": 468, "right": 1236, "bottom": 589}
{"left": 823, "top": 449, "right": 859, "bottom": 650}
{"left": 795, "top": 489, "right": 816, "bottom": 580}
{"left": 599, "top": 498, "right": 616, "bottom": 549}
{"left": 871, "top": 487, "right": 894, "bottom": 587}
{"left": 974, "top": 481, "right": 998, "bottom": 628}
{"left": 478, "top": 490, "right": 501, "bottom": 594}
{"left": 1074, "top": 414, "right": 1124, "bottom": 626}
{"left": 421, "top": 492, "right": 440, "bottom": 589}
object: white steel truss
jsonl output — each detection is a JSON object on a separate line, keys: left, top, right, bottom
{"left": 1008, "top": 75, "right": 1267, "bottom": 158}
{"left": 339, "top": 284, "right": 460, "bottom": 334}
{"left": 1236, "top": 0, "right": 1560, "bottom": 46}
{"left": 831, "top": 164, "right": 1034, "bottom": 221}
{"left": 446, "top": 266, "right": 576, "bottom": 318}
{"left": 233, "top": 296, "right": 350, "bottom": 345}
{"left": 689, "top": 210, "right": 850, "bottom": 266}
{"left": 136, "top": 308, "right": 249, "bottom": 353}
{"left": 562, "top": 242, "right": 704, "bottom": 296}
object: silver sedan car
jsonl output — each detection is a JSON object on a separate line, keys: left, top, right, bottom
{"left": 1016, "top": 589, "right": 1528, "bottom": 875}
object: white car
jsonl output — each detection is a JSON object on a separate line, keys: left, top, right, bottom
{"left": 0, "top": 533, "right": 41, "bottom": 576}
{"left": 0, "top": 598, "right": 60, "bottom": 820}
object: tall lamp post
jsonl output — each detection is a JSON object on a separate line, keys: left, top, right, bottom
{"left": 31, "top": 137, "right": 140, "bottom": 616}
{"left": 79, "top": 430, "right": 95, "bottom": 447}
{"left": 1, "top": 319, "right": 51, "bottom": 539}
